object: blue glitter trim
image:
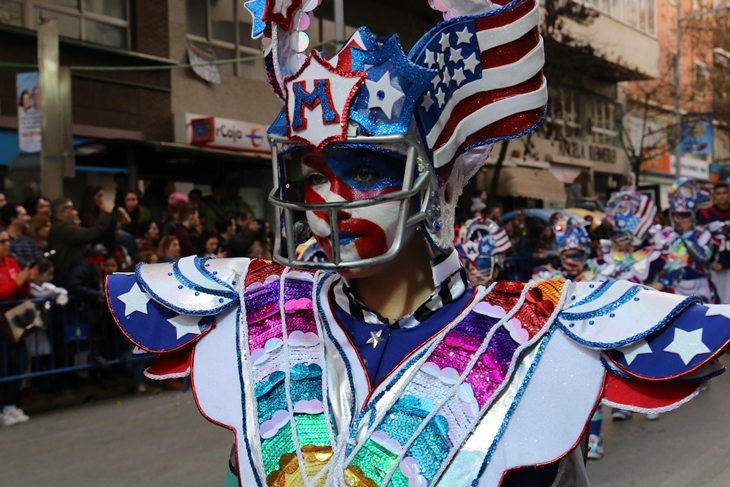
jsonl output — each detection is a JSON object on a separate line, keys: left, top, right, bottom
{"left": 556, "top": 294, "right": 700, "bottom": 349}
{"left": 559, "top": 286, "right": 642, "bottom": 321}
{"left": 172, "top": 261, "right": 237, "bottom": 299}
{"left": 235, "top": 303, "right": 265, "bottom": 487}
{"left": 134, "top": 263, "right": 236, "bottom": 316}
{"left": 471, "top": 324, "right": 557, "bottom": 487}
{"left": 195, "top": 257, "right": 236, "bottom": 291}
{"left": 243, "top": 0, "right": 266, "bottom": 38}
{"left": 350, "top": 35, "right": 436, "bottom": 136}
{"left": 567, "top": 280, "right": 612, "bottom": 309}
{"left": 317, "top": 272, "right": 358, "bottom": 424}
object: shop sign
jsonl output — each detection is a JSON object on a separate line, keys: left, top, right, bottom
{"left": 557, "top": 140, "right": 617, "bottom": 164}
{"left": 184, "top": 114, "right": 270, "bottom": 154}
{"left": 644, "top": 153, "right": 710, "bottom": 181}
{"left": 640, "top": 146, "right": 670, "bottom": 173}
{"left": 676, "top": 156, "right": 710, "bottom": 181}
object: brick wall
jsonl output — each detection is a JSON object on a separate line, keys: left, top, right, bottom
{"left": 133, "top": 0, "right": 170, "bottom": 59}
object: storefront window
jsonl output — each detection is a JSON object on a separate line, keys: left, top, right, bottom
{"left": 0, "top": 0, "right": 129, "bottom": 48}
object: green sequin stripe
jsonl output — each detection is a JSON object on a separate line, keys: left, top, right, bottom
{"left": 260, "top": 413, "right": 331, "bottom": 474}
{"left": 349, "top": 396, "right": 451, "bottom": 486}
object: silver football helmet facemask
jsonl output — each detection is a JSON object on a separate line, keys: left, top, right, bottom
{"left": 268, "top": 132, "right": 438, "bottom": 270}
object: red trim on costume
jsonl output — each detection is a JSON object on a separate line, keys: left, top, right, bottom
{"left": 145, "top": 346, "right": 193, "bottom": 379}
{"left": 601, "top": 371, "right": 701, "bottom": 410}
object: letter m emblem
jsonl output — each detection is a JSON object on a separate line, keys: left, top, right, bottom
{"left": 284, "top": 51, "right": 366, "bottom": 150}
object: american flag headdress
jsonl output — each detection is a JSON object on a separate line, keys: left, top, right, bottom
{"left": 553, "top": 219, "right": 590, "bottom": 254}
{"left": 456, "top": 216, "right": 512, "bottom": 262}
{"left": 455, "top": 216, "right": 511, "bottom": 283}
{"left": 249, "top": 0, "right": 547, "bottom": 267}
{"left": 668, "top": 177, "right": 711, "bottom": 214}
{"left": 605, "top": 192, "right": 658, "bottom": 246}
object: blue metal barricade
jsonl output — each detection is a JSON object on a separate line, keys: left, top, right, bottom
{"left": 0, "top": 296, "right": 153, "bottom": 384}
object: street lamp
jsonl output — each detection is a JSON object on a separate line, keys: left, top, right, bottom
{"left": 675, "top": 1, "right": 730, "bottom": 176}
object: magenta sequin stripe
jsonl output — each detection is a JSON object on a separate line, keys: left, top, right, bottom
{"left": 246, "top": 277, "right": 317, "bottom": 351}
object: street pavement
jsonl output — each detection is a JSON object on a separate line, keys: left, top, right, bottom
{"left": 2, "top": 371, "right": 730, "bottom": 487}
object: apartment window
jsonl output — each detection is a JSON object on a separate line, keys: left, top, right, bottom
{"left": 185, "top": 0, "right": 265, "bottom": 80}
{"left": 0, "top": 1, "right": 129, "bottom": 48}
{"left": 669, "top": 51, "right": 678, "bottom": 86}
{"left": 694, "top": 61, "right": 709, "bottom": 95}
{"left": 547, "top": 86, "right": 582, "bottom": 139}
{"left": 587, "top": 98, "right": 618, "bottom": 146}
{"left": 579, "top": 0, "right": 656, "bottom": 35}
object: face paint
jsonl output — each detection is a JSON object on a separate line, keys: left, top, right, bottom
{"left": 560, "top": 250, "right": 586, "bottom": 275}
{"left": 299, "top": 147, "right": 412, "bottom": 264}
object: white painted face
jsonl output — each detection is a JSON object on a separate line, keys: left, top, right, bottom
{"left": 296, "top": 146, "right": 415, "bottom": 270}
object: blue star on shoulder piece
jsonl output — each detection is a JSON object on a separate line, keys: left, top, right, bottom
{"left": 608, "top": 304, "right": 730, "bottom": 380}
{"left": 106, "top": 273, "right": 215, "bottom": 353}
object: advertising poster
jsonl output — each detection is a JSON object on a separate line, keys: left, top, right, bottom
{"left": 17, "top": 71, "right": 41, "bottom": 154}
{"left": 679, "top": 113, "right": 713, "bottom": 156}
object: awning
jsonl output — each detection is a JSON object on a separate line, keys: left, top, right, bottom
{"left": 485, "top": 166, "right": 566, "bottom": 205}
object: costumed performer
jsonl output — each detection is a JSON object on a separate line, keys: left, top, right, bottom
{"left": 455, "top": 216, "right": 512, "bottom": 287}
{"left": 105, "top": 1, "right": 730, "bottom": 486}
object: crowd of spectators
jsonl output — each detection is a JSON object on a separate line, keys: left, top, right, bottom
{"left": 0, "top": 176, "right": 273, "bottom": 425}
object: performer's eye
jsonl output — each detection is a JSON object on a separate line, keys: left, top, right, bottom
{"left": 306, "top": 173, "right": 328, "bottom": 186}
{"left": 353, "top": 170, "right": 379, "bottom": 183}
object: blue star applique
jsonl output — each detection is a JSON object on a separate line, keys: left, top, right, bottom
{"left": 349, "top": 35, "right": 436, "bottom": 136}
{"left": 244, "top": 0, "right": 267, "bottom": 38}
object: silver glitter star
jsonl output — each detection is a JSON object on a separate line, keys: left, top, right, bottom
{"left": 366, "top": 330, "right": 385, "bottom": 349}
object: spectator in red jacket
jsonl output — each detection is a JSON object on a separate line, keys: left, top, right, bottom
{"left": 0, "top": 227, "right": 36, "bottom": 427}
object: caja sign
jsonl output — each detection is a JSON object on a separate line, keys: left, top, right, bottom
{"left": 184, "top": 113, "right": 270, "bottom": 154}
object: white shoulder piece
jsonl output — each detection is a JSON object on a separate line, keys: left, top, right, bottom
{"left": 558, "top": 280, "right": 699, "bottom": 349}
{"left": 136, "top": 256, "right": 246, "bottom": 315}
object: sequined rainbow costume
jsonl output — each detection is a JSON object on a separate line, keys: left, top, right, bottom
{"left": 106, "top": 1, "right": 730, "bottom": 485}
{"left": 107, "top": 256, "right": 730, "bottom": 487}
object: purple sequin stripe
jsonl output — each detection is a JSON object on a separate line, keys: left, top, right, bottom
{"left": 265, "top": 53, "right": 283, "bottom": 100}
{"left": 247, "top": 277, "right": 317, "bottom": 351}
{"left": 283, "top": 279, "right": 317, "bottom": 334}
{"left": 247, "top": 281, "right": 284, "bottom": 351}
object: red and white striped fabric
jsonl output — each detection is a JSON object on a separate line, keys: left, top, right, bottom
{"left": 414, "top": 0, "right": 546, "bottom": 175}
{"left": 606, "top": 192, "right": 658, "bottom": 241}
